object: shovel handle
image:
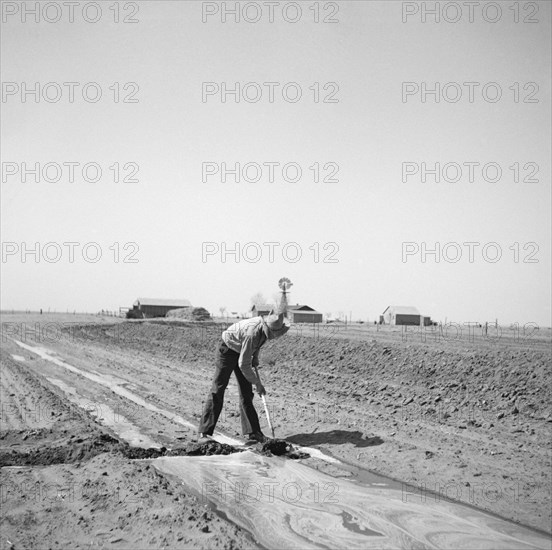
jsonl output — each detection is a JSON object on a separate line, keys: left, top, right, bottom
{"left": 254, "top": 366, "right": 275, "bottom": 439}
{"left": 261, "top": 395, "right": 275, "bottom": 439}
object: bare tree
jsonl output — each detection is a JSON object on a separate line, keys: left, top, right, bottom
{"left": 250, "top": 292, "right": 266, "bottom": 306}
{"left": 270, "top": 292, "right": 284, "bottom": 312}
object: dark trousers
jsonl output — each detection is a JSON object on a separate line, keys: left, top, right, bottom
{"left": 198, "top": 341, "right": 261, "bottom": 436}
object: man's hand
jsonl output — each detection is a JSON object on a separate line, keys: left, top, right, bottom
{"left": 256, "top": 383, "right": 266, "bottom": 396}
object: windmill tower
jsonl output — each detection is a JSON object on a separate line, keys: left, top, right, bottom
{"left": 278, "top": 277, "right": 293, "bottom": 315}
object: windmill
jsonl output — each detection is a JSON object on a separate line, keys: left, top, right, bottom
{"left": 277, "top": 277, "right": 293, "bottom": 315}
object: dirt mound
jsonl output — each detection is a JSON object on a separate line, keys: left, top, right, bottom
{"left": 120, "top": 446, "right": 167, "bottom": 459}
{"left": 1, "top": 438, "right": 242, "bottom": 466}
{"left": 119, "top": 440, "right": 307, "bottom": 460}
{"left": 120, "top": 440, "right": 307, "bottom": 460}
{"left": 257, "top": 439, "right": 310, "bottom": 459}
{"left": 1, "top": 435, "right": 242, "bottom": 466}
{"left": 166, "top": 307, "right": 212, "bottom": 321}
{"left": 168, "top": 440, "right": 238, "bottom": 456}
{"left": 0, "top": 433, "right": 121, "bottom": 467}
{"left": 120, "top": 441, "right": 240, "bottom": 459}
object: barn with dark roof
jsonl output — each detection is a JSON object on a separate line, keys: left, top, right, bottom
{"left": 287, "top": 304, "right": 323, "bottom": 324}
{"left": 132, "top": 297, "right": 192, "bottom": 318}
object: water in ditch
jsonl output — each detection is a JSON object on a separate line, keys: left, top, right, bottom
{"left": 153, "top": 451, "right": 551, "bottom": 550}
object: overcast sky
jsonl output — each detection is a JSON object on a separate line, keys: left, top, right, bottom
{"left": 1, "top": 0, "right": 550, "bottom": 325}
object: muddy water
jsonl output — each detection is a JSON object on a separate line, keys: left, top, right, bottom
{"left": 45, "top": 377, "right": 160, "bottom": 449}
{"left": 13, "top": 340, "right": 205, "bottom": 428}
{"left": 153, "top": 452, "right": 550, "bottom": 550}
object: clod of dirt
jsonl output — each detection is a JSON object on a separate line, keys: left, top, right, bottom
{"left": 121, "top": 446, "right": 167, "bottom": 459}
{"left": 168, "top": 441, "right": 238, "bottom": 456}
{"left": 257, "top": 439, "right": 290, "bottom": 455}
{"left": 256, "top": 439, "right": 310, "bottom": 459}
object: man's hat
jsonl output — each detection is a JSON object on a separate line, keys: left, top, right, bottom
{"left": 262, "top": 311, "right": 290, "bottom": 340}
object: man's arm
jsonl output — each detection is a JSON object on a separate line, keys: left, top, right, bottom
{"left": 252, "top": 347, "right": 260, "bottom": 369}
{"left": 238, "top": 335, "right": 261, "bottom": 385}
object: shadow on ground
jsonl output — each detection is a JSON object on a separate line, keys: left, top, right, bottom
{"left": 286, "top": 430, "right": 384, "bottom": 448}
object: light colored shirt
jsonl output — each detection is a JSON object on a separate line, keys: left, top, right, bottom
{"left": 221, "top": 317, "right": 267, "bottom": 384}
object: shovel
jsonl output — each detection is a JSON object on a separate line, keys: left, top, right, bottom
{"left": 253, "top": 365, "right": 275, "bottom": 439}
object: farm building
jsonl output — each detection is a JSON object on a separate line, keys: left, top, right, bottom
{"left": 250, "top": 304, "right": 273, "bottom": 317}
{"left": 132, "top": 298, "right": 192, "bottom": 318}
{"left": 287, "top": 304, "right": 323, "bottom": 324}
{"left": 382, "top": 306, "right": 433, "bottom": 326}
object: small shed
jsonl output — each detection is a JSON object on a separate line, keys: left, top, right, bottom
{"left": 133, "top": 298, "right": 192, "bottom": 318}
{"left": 287, "top": 304, "right": 323, "bottom": 324}
{"left": 382, "top": 306, "right": 424, "bottom": 326}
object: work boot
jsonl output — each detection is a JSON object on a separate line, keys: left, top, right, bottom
{"left": 198, "top": 433, "right": 213, "bottom": 444}
{"left": 247, "top": 431, "right": 267, "bottom": 443}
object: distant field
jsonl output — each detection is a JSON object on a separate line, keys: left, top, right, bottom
{"left": 281, "top": 321, "right": 552, "bottom": 353}
{"left": 0, "top": 311, "right": 125, "bottom": 326}
{"left": 2, "top": 312, "right": 549, "bottom": 353}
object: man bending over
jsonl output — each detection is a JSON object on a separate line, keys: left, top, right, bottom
{"left": 198, "top": 312, "right": 289, "bottom": 443}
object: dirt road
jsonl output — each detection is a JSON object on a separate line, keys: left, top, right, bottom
{"left": 1, "top": 314, "right": 550, "bottom": 548}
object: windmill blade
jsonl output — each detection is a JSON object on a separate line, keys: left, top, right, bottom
{"left": 278, "top": 277, "right": 293, "bottom": 291}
